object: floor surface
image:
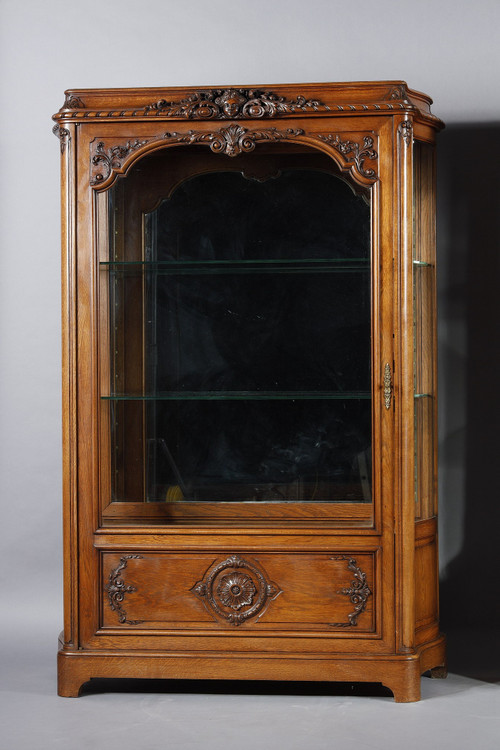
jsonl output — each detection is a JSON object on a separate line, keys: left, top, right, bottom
{"left": 2, "top": 621, "right": 498, "bottom": 750}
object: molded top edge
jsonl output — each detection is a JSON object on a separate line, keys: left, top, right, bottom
{"left": 53, "top": 81, "right": 443, "bottom": 128}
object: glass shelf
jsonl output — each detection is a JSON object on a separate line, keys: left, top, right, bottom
{"left": 412, "top": 260, "right": 433, "bottom": 268}
{"left": 100, "top": 259, "right": 370, "bottom": 275}
{"left": 102, "top": 391, "right": 372, "bottom": 401}
{"left": 414, "top": 393, "right": 432, "bottom": 399}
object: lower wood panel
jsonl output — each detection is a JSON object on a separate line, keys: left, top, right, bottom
{"left": 101, "top": 550, "right": 377, "bottom": 633}
{"left": 414, "top": 519, "right": 439, "bottom": 644}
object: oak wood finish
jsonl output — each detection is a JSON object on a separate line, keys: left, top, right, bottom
{"left": 54, "top": 81, "right": 445, "bottom": 701}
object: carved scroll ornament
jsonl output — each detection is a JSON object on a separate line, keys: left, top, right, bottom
{"left": 90, "top": 138, "right": 151, "bottom": 185}
{"left": 90, "top": 126, "right": 378, "bottom": 186}
{"left": 330, "top": 556, "right": 372, "bottom": 627}
{"left": 145, "top": 88, "right": 329, "bottom": 119}
{"left": 52, "top": 124, "right": 70, "bottom": 154}
{"left": 192, "top": 555, "right": 281, "bottom": 626}
{"left": 399, "top": 119, "right": 413, "bottom": 146}
{"left": 316, "top": 134, "right": 378, "bottom": 179}
{"left": 105, "top": 555, "right": 144, "bottom": 625}
{"left": 161, "top": 125, "right": 304, "bottom": 158}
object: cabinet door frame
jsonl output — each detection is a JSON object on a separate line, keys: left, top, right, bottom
{"left": 68, "top": 116, "right": 397, "bottom": 649}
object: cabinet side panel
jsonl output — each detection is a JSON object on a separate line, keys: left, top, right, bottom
{"left": 414, "top": 519, "right": 439, "bottom": 644}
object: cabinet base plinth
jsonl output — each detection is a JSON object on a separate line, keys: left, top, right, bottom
{"left": 58, "top": 635, "right": 446, "bottom": 702}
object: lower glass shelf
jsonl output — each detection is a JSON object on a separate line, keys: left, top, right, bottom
{"left": 101, "top": 391, "right": 372, "bottom": 401}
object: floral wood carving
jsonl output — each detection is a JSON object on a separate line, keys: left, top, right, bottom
{"left": 52, "top": 124, "right": 70, "bottom": 154}
{"left": 330, "top": 556, "right": 372, "bottom": 627}
{"left": 217, "top": 573, "right": 256, "bottom": 610}
{"left": 105, "top": 555, "right": 144, "bottom": 625}
{"left": 90, "top": 138, "right": 150, "bottom": 185}
{"left": 192, "top": 555, "right": 281, "bottom": 626}
{"left": 316, "top": 134, "right": 378, "bottom": 179}
{"left": 63, "top": 93, "right": 85, "bottom": 109}
{"left": 386, "top": 85, "right": 412, "bottom": 106}
{"left": 89, "top": 127, "right": 378, "bottom": 186}
{"left": 161, "top": 125, "right": 304, "bottom": 157}
{"left": 399, "top": 119, "right": 413, "bottom": 146}
{"left": 145, "top": 89, "right": 329, "bottom": 119}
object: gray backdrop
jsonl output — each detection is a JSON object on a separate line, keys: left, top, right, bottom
{"left": 0, "top": 0, "right": 499, "bottom": 699}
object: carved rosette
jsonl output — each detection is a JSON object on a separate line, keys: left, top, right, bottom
{"left": 192, "top": 555, "right": 281, "bottom": 626}
{"left": 105, "top": 555, "right": 144, "bottom": 625}
{"left": 330, "top": 556, "right": 372, "bottom": 627}
{"left": 145, "top": 88, "right": 329, "bottom": 119}
{"left": 316, "top": 134, "right": 378, "bottom": 179}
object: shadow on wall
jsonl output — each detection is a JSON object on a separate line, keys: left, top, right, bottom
{"left": 437, "top": 123, "right": 500, "bottom": 679}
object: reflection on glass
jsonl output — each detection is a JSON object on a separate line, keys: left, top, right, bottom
{"left": 104, "top": 168, "right": 372, "bottom": 503}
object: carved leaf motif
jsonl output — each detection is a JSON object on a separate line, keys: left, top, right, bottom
{"left": 161, "top": 126, "right": 304, "bottom": 158}
{"left": 399, "top": 120, "right": 413, "bottom": 146}
{"left": 330, "top": 556, "right": 372, "bottom": 628}
{"left": 90, "top": 138, "right": 150, "bottom": 184}
{"left": 63, "top": 94, "right": 85, "bottom": 109}
{"left": 105, "top": 555, "right": 144, "bottom": 625}
{"left": 316, "top": 133, "right": 378, "bottom": 179}
{"left": 52, "top": 124, "right": 70, "bottom": 154}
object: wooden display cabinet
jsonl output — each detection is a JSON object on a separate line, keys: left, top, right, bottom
{"left": 53, "top": 81, "right": 446, "bottom": 701}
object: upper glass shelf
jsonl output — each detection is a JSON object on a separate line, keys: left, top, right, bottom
{"left": 101, "top": 390, "right": 372, "bottom": 401}
{"left": 100, "top": 259, "right": 370, "bottom": 275}
{"left": 412, "top": 260, "right": 433, "bottom": 268}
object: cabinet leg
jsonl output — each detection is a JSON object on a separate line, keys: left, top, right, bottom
{"left": 57, "top": 651, "right": 90, "bottom": 697}
{"left": 429, "top": 664, "right": 448, "bottom": 679}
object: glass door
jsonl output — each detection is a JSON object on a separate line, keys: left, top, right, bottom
{"left": 98, "top": 146, "right": 373, "bottom": 521}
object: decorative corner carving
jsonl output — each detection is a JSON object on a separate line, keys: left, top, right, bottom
{"left": 90, "top": 138, "right": 150, "bottom": 185}
{"left": 52, "top": 124, "right": 70, "bottom": 154}
{"left": 145, "top": 88, "right": 329, "bottom": 119}
{"left": 387, "top": 85, "right": 411, "bottom": 105}
{"left": 63, "top": 93, "right": 85, "bottom": 109}
{"left": 192, "top": 554, "right": 281, "bottom": 626}
{"left": 330, "top": 556, "right": 372, "bottom": 627}
{"left": 315, "top": 133, "right": 378, "bottom": 179}
{"left": 162, "top": 125, "right": 304, "bottom": 158}
{"left": 399, "top": 119, "right": 413, "bottom": 146}
{"left": 105, "top": 555, "right": 144, "bottom": 625}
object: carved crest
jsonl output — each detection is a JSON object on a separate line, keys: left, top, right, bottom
{"left": 145, "top": 88, "right": 329, "bottom": 119}
{"left": 162, "top": 125, "right": 304, "bottom": 157}
{"left": 192, "top": 555, "right": 281, "bottom": 626}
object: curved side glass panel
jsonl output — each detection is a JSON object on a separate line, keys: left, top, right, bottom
{"left": 100, "top": 154, "right": 372, "bottom": 506}
{"left": 413, "top": 141, "right": 437, "bottom": 519}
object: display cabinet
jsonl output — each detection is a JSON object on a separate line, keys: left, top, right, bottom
{"left": 53, "top": 81, "right": 446, "bottom": 701}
